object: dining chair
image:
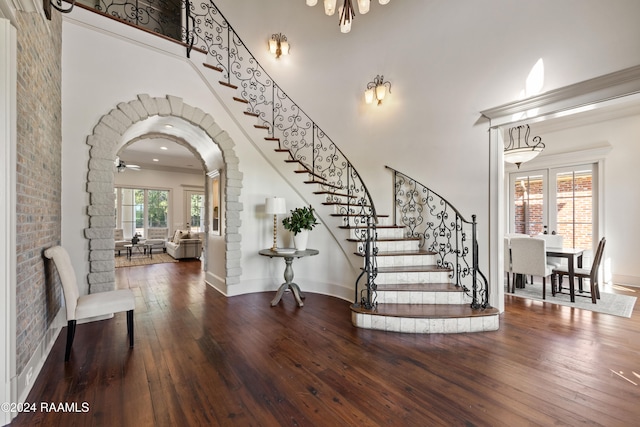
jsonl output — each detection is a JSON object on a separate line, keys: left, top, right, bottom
{"left": 535, "top": 234, "right": 564, "bottom": 267}
{"left": 553, "top": 237, "right": 606, "bottom": 304}
{"left": 44, "top": 246, "right": 135, "bottom": 362}
{"left": 504, "top": 237, "right": 513, "bottom": 292}
{"left": 509, "top": 237, "right": 556, "bottom": 299}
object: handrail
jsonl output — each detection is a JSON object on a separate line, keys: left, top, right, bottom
{"left": 73, "top": 0, "right": 380, "bottom": 300}
{"left": 385, "top": 166, "right": 490, "bottom": 309}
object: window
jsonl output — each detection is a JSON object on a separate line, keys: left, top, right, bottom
{"left": 115, "top": 187, "right": 169, "bottom": 238}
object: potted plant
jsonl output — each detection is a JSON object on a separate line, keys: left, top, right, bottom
{"left": 281, "top": 205, "right": 318, "bottom": 250}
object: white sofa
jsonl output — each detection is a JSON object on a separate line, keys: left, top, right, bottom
{"left": 166, "top": 230, "right": 203, "bottom": 259}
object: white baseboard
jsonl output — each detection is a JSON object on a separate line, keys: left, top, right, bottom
{"left": 13, "top": 309, "right": 64, "bottom": 412}
{"left": 612, "top": 274, "right": 640, "bottom": 287}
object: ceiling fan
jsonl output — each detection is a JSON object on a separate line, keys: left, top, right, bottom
{"left": 115, "top": 157, "right": 141, "bottom": 173}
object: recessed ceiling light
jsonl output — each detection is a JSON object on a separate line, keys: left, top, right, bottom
{"left": 160, "top": 146, "right": 168, "bottom": 150}
{"left": 164, "top": 124, "right": 173, "bottom": 129}
{"left": 153, "top": 158, "right": 159, "bottom": 162}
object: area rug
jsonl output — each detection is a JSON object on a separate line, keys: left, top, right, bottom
{"left": 115, "top": 253, "right": 178, "bottom": 268}
{"left": 510, "top": 282, "right": 636, "bottom": 318}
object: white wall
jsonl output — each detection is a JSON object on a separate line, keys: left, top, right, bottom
{"left": 62, "top": 9, "right": 356, "bottom": 300}
{"left": 213, "top": 0, "right": 640, "bottom": 281}
{"left": 62, "top": 0, "right": 640, "bottom": 302}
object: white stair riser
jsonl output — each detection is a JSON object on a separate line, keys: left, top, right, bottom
{"left": 375, "top": 271, "right": 450, "bottom": 284}
{"left": 349, "top": 227, "right": 404, "bottom": 240}
{"left": 352, "top": 312, "right": 499, "bottom": 334}
{"left": 372, "top": 240, "right": 421, "bottom": 252}
{"left": 331, "top": 205, "right": 374, "bottom": 216}
{"left": 376, "top": 290, "right": 471, "bottom": 305}
{"left": 376, "top": 254, "right": 436, "bottom": 267}
{"left": 339, "top": 215, "right": 392, "bottom": 227}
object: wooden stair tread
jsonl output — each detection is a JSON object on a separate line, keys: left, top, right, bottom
{"left": 340, "top": 224, "right": 403, "bottom": 230}
{"left": 314, "top": 191, "right": 356, "bottom": 198}
{"left": 254, "top": 125, "right": 269, "bottom": 130}
{"left": 219, "top": 81, "right": 238, "bottom": 89}
{"left": 233, "top": 97, "right": 249, "bottom": 104}
{"left": 331, "top": 213, "right": 389, "bottom": 218}
{"left": 243, "top": 111, "right": 260, "bottom": 117}
{"left": 305, "top": 180, "right": 342, "bottom": 189}
{"left": 374, "top": 265, "right": 451, "bottom": 273}
{"left": 348, "top": 237, "right": 419, "bottom": 242}
{"left": 374, "top": 249, "right": 436, "bottom": 256}
{"left": 264, "top": 137, "right": 280, "bottom": 141}
{"left": 351, "top": 303, "right": 499, "bottom": 318}
{"left": 203, "top": 63, "right": 223, "bottom": 72}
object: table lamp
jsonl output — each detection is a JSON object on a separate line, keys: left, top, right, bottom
{"left": 265, "top": 197, "right": 286, "bottom": 250}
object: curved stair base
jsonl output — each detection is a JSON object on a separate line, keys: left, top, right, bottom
{"left": 351, "top": 304, "right": 500, "bottom": 334}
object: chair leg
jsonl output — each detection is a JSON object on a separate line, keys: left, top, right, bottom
{"left": 542, "top": 277, "right": 546, "bottom": 300}
{"left": 551, "top": 274, "right": 556, "bottom": 296}
{"left": 65, "top": 320, "right": 76, "bottom": 362}
{"left": 127, "top": 310, "right": 134, "bottom": 348}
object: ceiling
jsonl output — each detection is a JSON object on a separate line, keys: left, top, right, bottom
{"left": 118, "top": 137, "right": 204, "bottom": 174}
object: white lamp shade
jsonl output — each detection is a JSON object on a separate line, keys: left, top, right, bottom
{"left": 280, "top": 40, "right": 290, "bottom": 55}
{"left": 306, "top": 0, "right": 318, "bottom": 6}
{"left": 375, "top": 84, "right": 386, "bottom": 101}
{"left": 364, "top": 88, "right": 374, "bottom": 104}
{"left": 504, "top": 147, "right": 543, "bottom": 166}
{"left": 265, "top": 197, "right": 286, "bottom": 214}
{"left": 379, "top": 0, "right": 390, "bottom": 5}
{"left": 324, "top": 0, "right": 337, "bottom": 15}
{"left": 269, "top": 39, "right": 278, "bottom": 54}
{"left": 357, "top": 0, "right": 370, "bottom": 14}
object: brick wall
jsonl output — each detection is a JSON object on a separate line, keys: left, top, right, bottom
{"left": 14, "top": 11, "right": 63, "bottom": 374}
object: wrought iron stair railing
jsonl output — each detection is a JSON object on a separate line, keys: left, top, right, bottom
{"left": 71, "top": 0, "right": 380, "bottom": 297}
{"left": 385, "top": 166, "right": 490, "bottom": 309}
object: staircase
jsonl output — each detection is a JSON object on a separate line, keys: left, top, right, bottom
{"left": 81, "top": 0, "right": 498, "bottom": 333}
{"left": 195, "top": 4, "right": 497, "bottom": 334}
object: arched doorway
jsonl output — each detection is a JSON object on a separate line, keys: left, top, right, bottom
{"left": 85, "top": 94, "right": 243, "bottom": 293}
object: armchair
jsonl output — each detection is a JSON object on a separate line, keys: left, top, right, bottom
{"left": 44, "top": 246, "right": 135, "bottom": 362}
{"left": 114, "top": 229, "right": 128, "bottom": 256}
{"left": 145, "top": 227, "right": 168, "bottom": 253}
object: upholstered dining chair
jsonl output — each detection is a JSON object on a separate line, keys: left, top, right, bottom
{"left": 553, "top": 237, "right": 606, "bottom": 304}
{"left": 504, "top": 237, "right": 513, "bottom": 292}
{"left": 535, "top": 234, "right": 564, "bottom": 268}
{"left": 44, "top": 246, "right": 135, "bottom": 362}
{"left": 509, "top": 237, "right": 556, "bottom": 299}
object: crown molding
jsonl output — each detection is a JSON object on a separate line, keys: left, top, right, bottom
{"left": 481, "top": 64, "right": 640, "bottom": 127}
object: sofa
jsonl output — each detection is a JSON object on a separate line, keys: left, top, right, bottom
{"left": 145, "top": 228, "right": 168, "bottom": 253}
{"left": 166, "top": 230, "right": 203, "bottom": 259}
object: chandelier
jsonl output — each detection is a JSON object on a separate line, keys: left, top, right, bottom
{"left": 306, "top": 0, "right": 392, "bottom": 34}
{"left": 504, "top": 125, "right": 545, "bottom": 169}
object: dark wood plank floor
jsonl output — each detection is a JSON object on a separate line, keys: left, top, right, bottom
{"left": 12, "top": 260, "right": 640, "bottom": 426}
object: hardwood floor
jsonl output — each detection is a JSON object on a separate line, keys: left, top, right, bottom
{"left": 12, "top": 261, "right": 640, "bottom": 426}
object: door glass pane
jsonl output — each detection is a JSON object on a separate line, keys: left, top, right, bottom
{"left": 554, "top": 169, "right": 593, "bottom": 249}
{"left": 513, "top": 174, "right": 544, "bottom": 235}
{"left": 189, "top": 193, "right": 204, "bottom": 233}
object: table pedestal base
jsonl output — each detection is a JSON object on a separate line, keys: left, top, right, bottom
{"left": 270, "top": 257, "right": 306, "bottom": 307}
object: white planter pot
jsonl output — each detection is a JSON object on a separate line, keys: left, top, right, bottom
{"left": 293, "top": 230, "right": 309, "bottom": 251}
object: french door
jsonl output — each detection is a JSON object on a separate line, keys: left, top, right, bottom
{"left": 509, "top": 164, "right": 596, "bottom": 251}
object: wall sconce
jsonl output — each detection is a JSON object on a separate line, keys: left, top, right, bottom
{"left": 364, "top": 75, "right": 392, "bottom": 106}
{"left": 269, "top": 33, "right": 290, "bottom": 59}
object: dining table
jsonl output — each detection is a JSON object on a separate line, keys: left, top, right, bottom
{"left": 546, "top": 247, "right": 584, "bottom": 302}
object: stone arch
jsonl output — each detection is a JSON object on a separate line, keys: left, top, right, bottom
{"left": 84, "top": 94, "right": 242, "bottom": 292}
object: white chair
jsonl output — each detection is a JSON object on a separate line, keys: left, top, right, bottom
{"left": 509, "top": 237, "right": 556, "bottom": 299}
{"left": 536, "top": 233, "right": 564, "bottom": 267}
{"left": 504, "top": 237, "right": 512, "bottom": 292}
{"left": 44, "top": 246, "right": 135, "bottom": 362}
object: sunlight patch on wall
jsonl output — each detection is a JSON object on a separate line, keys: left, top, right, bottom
{"left": 512, "top": 58, "right": 545, "bottom": 121}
